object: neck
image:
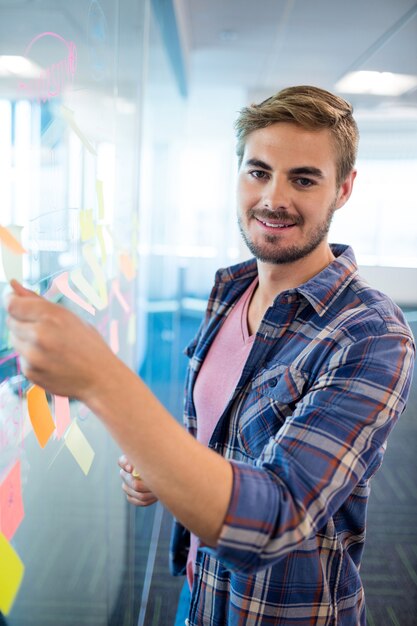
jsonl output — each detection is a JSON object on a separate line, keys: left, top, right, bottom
{"left": 255, "top": 243, "right": 335, "bottom": 308}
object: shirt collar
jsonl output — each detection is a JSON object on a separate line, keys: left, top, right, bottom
{"left": 215, "top": 244, "right": 359, "bottom": 317}
{"left": 295, "top": 244, "right": 359, "bottom": 316}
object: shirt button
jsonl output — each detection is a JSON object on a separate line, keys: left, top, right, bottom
{"left": 268, "top": 377, "right": 278, "bottom": 387}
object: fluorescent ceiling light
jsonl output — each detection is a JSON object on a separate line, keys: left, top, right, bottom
{"left": 0, "top": 55, "right": 42, "bottom": 78}
{"left": 335, "top": 71, "right": 417, "bottom": 96}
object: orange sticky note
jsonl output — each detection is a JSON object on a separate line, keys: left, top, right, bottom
{"left": 54, "top": 395, "right": 71, "bottom": 439}
{"left": 119, "top": 252, "right": 136, "bottom": 281}
{"left": 27, "top": 385, "right": 55, "bottom": 448}
{"left": 0, "top": 225, "right": 26, "bottom": 254}
{"left": 0, "top": 531, "right": 25, "bottom": 615}
{"left": 0, "top": 461, "right": 24, "bottom": 541}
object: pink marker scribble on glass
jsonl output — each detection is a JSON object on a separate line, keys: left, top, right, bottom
{"left": 19, "top": 31, "right": 77, "bottom": 103}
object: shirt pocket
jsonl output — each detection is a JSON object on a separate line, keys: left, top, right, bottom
{"left": 237, "top": 363, "right": 310, "bottom": 459}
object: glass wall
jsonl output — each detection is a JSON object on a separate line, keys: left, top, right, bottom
{"left": 0, "top": 1, "right": 148, "bottom": 624}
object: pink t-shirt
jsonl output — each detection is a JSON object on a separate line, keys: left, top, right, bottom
{"left": 186, "top": 277, "right": 258, "bottom": 590}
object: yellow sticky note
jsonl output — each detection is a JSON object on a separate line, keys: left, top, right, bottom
{"left": 61, "top": 106, "right": 97, "bottom": 156}
{"left": 64, "top": 421, "right": 95, "bottom": 476}
{"left": 0, "top": 225, "right": 26, "bottom": 254}
{"left": 80, "top": 209, "right": 95, "bottom": 241}
{"left": 96, "top": 179, "right": 104, "bottom": 220}
{"left": 0, "top": 532, "right": 25, "bottom": 616}
{"left": 27, "top": 385, "right": 55, "bottom": 448}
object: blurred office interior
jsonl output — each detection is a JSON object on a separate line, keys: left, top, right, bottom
{"left": 0, "top": 0, "right": 416, "bottom": 624}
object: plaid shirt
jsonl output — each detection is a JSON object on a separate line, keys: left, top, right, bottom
{"left": 170, "top": 244, "right": 415, "bottom": 625}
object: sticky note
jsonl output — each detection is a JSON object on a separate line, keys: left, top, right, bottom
{"left": 0, "top": 225, "right": 24, "bottom": 282}
{"left": 54, "top": 271, "right": 95, "bottom": 316}
{"left": 70, "top": 268, "right": 107, "bottom": 311}
{"left": 0, "top": 532, "right": 25, "bottom": 615}
{"left": 0, "top": 225, "right": 26, "bottom": 254}
{"left": 54, "top": 395, "right": 71, "bottom": 439}
{"left": 119, "top": 252, "right": 136, "bottom": 281}
{"left": 61, "top": 106, "right": 97, "bottom": 156}
{"left": 112, "top": 278, "right": 130, "bottom": 313}
{"left": 80, "top": 209, "right": 95, "bottom": 241}
{"left": 0, "top": 461, "right": 24, "bottom": 541}
{"left": 82, "top": 244, "right": 108, "bottom": 305}
{"left": 96, "top": 224, "right": 107, "bottom": 263}
{"left": 27, "top": 385, "right": 55, "bottom": 448}
{"left": 128, "top": 313, "right": 136, "bottom": 345}
{"left": 96, "top": 179, "right": 104, "bottom": 220}
{"left": 110, "top": 320, "right": 119, "bottom": 354}
{"left": 64, "top": 421, "right": 95, "bottom": 476}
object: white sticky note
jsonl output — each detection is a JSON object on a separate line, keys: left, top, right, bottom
{"left": 0, "top": 225, "right": 24, "bottom": 282}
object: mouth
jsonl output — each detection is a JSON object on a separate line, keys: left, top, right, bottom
{"left": 255, "top": 217, "right": 296, "bottom": 229}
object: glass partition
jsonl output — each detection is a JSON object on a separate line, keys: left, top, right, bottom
{"left": 0, "top": 1, "right": 148, "bottom": 624}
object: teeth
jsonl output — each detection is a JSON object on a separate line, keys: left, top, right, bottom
{"left": 262, "top": 221, "right": 292, "bottom": 228}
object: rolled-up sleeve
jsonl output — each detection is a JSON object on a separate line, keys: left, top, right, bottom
{"left": 207, "top": 331, "right": 415, "bottom": 573}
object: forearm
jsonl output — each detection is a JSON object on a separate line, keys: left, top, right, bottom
{"left": 85, "top": 358, "right": 233, "bottom": 546}
{"left": 6, "top": 283, "right": 233, "bottom": 544}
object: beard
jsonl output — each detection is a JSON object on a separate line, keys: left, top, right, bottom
{"left": 238, "top": 201, "right": 337, "bottom": 265}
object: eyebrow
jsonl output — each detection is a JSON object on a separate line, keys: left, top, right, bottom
{"left": 244, "top": 158, "right": 273, "bottom": 171}
{"left": 244, "top": 159, "right": 324, "bottom": 179}
{"left": 289, "top": 166, "right": 324, "bottom": 179}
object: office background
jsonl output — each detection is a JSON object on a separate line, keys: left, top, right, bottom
{"left": 0, "top": 0, "right": 416, "bottom": 624}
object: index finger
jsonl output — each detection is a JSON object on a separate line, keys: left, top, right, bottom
{"left": 7, "top": 292, "right": 52, "bottom": 322}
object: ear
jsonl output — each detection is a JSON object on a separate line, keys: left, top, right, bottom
{"left": 335, "top": 170, "right": 357, "bottom": 210}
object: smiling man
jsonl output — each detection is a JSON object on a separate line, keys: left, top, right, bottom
{"left": 6, "top": 86, "right": 415, "bottom": 626}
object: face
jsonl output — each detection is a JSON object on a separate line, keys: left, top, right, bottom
{"left": 237, "top": 123, "right": 355, "bottom": 266}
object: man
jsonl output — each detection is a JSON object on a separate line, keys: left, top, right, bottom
{"left": 7, "top": 86, "right": 415, "bottom": 625}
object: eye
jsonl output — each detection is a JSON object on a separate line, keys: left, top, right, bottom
{"left": 249, "top": 170, "right": 269, "bottom": 180}
{"left": 294, "top": 177, "right": 315, "bottom": 188}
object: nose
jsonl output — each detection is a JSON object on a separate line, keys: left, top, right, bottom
{"left": 262, "top": 175, "right": 291, "bottom": 211}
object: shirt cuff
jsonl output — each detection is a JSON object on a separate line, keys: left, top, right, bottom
{"left": 203, "top": 460, "right": 280, "bottom": 573}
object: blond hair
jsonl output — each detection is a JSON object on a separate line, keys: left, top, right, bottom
{"left": 235, "top": 85, "right": 359, "bottom": 187}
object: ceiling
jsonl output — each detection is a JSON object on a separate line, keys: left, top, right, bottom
{"left": 178, "top": 0, "right": 417, "bottom": 110}
{"left": 0, "top": 0, "right": 416, "bottom": 116}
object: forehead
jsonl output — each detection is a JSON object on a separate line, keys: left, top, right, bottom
{"left": 242, "top": 123, "right": 338, "bottom": 175}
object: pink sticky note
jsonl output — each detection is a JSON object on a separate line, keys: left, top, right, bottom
{"left": 110, "top": 320, "right": 119, "bottom": 354}
{"left": 54, "top": 271, "right": 95, "bottom": 315}
{"left": 0, "top": 461, "right": 24, "bottom": 541}
{"left": 54, "top": 395, "right": 71, "bottom": 439}
{"left": 112, "top": 278, "right": 131, "bottom": 313}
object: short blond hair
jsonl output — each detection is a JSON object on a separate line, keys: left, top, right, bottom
{"left": 235, "top": 85, "right": 359, "bottom": 187}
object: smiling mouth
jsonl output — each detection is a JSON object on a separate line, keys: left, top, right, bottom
{"left": 256, "top": 217, "right": 296, "bottom": 229}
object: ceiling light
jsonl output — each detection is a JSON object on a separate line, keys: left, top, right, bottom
{"left": 0, "top": 55, "right": 42, "bottom": 78}
{"left": 335, "top": 71, "right": 417, "bottom": 96}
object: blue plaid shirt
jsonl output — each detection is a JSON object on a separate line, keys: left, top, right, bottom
{"left": 170, "top": 244, "right": 415, "bottom": 625}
